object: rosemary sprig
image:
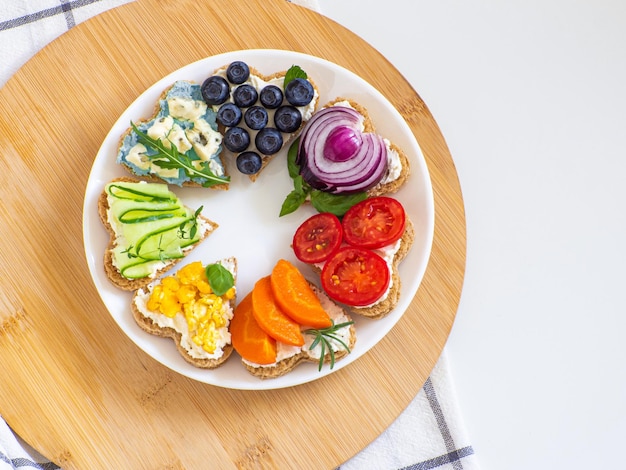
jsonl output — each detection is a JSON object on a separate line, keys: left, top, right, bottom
{"left": 304, "top": 320, "right": 354, "bottom": 371}
{"left": 131, "top": 122, "right": 230, "bottom": 188}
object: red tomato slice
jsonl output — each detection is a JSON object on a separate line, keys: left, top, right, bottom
{"left": 342, "top": 196, "right": 406, "bottom": 250}
{"left": 292, "top": 212, "right": 343, "bottom": 264}
{"left": 321, "top": 247, "right": 390, "bottom": 307}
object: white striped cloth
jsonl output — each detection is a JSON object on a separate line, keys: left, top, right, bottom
{"left": 0, "top": 2, "right": 480, "bottom": 469}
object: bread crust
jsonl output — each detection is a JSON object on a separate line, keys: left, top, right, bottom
{"left": 130, "top": 258, "right": 237, "bottom": 369}
{"left": 98, "top": 177, "right": 218, "bottom": 291}
{"left": 240, "top": 284, "right": 357, "bottom": 379}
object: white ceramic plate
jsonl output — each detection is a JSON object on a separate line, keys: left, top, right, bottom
{"left": 82, "top": 49, "right": 434, "bottom": 390}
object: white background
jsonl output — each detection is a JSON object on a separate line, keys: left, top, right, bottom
{"left": 321, "top": 1, "right": 626, "bottom": 469}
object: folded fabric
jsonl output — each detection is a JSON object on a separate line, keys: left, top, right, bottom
{"left": 340, "top": 352, "right": 479, "bottom": 470}
{"left": 0, "top": 1, "right": 479, "bottom": 469}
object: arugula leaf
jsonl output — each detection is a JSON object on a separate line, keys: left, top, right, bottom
{"left": 205, "top": 263, "right": 234, "bottom": 296}
{"left": 131, "top": 122, "right": 230, "bottom": 188}
{"left": 284, "top": 65, "right": 308, "bottom": 86}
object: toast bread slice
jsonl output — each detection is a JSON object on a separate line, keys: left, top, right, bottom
{"left": 131, "top": 258, "right": 237, "bottom": 369}
{"left": 321, "top": 97, "right": 411, "bottom": 196}
{"left": 98, "top": 177, "right": 218, "bottom": 291}
{"left": 211, "top": 65, "right": 320, "bottom": 182}
{"left": 116, "top": 80, "right": 230, "bottom": 189}
{"left": 240, "top": 284, "right": 356, "bottom": 379}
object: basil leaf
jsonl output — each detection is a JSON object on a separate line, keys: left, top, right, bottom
{"left": 284, "top": 65, "right": 307, "bottom": 86}
{"left": 280, "top": 188, "right": 308, "bottom": 217}
{"left": 205, "top": 263, "right": 234, "bottom": 296}
{"left": 287, "top": 138, "right": 301, "bottom": 178}
{"left": 310, "top": 190, "right": 368, "bottom": 217}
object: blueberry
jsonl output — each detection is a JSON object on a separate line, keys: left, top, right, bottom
{"left": 232, "top": 84, "right": 258, "bottom": 108}
{"left": 255, "top": 127, "right": 283, "bottom": 155}
{"left": 216, "top": 103, "right": 242, "bottom": 127}
{"left": 226, "top": 61, "right": 250, "bottom": 84}
{"left": 223, "top": 127, "right": 250, "bottom": 153}
{"left": 244, "top": 106, "right": 269, "bottom": 130}
{"left": 201, "top": 75, "right": 230, "bottom": 105}
{"left": 259, "top": 85, "right": 284, "bottom": 109}
{"left": 284, "top": 78, "right": 314, "bottom": 106}
{"left": 236, "top": 151, "right": 263, "bottom": 175}
{"left": 274, "top": 105, "right": 302, "bottom": 133}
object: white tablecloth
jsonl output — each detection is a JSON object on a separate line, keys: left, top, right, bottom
{"left": 0, "top": 1, "right": 479, "bottom": 469}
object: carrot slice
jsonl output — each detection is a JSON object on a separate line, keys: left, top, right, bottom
{"left": 251, "top": 276, "right": 304, "bottom": 347}
{"left": 230, "top": 292, "right": 277, "bottom": 365}
{"left": 270, "top": 259, "right": 332, "bottom": 329}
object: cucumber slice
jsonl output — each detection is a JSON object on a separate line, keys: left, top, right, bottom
{"left": 134, "top": 217, "right": 200, "bottom": 261}
{"left": 106, "top": 181, "right": 176, "bottom": 202}
{"left": 118, "top": 206, "right": 186, "bottom": 224}
{"left": 119, "top": 259, "right": 178, "bottom": 279}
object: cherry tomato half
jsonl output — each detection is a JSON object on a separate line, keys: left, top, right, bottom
{"left": 321, "top": 247, "right": 390, "bottom": 307}
{"left": 292, "top": 212, "right": 343, "bottom": 264}
{"left": 342, "top": 196, "right": 406, "bottom": 250}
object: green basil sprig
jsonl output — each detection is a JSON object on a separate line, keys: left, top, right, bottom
{"left": 205, "top": 263, "right": 234, "bottom": 296}
{"left": 279, "top": 139, "right": 367, "bottom": 217}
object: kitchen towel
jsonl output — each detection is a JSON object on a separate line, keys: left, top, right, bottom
{"left": 0, "top": 1, "right": 479, "bottom": 469}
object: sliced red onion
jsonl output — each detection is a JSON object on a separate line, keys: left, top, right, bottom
{"left": 297, "top": 106, "right": 388, "bottom": 194}
{"left": 323, "top": 126, "right": 362, "bottom": 162}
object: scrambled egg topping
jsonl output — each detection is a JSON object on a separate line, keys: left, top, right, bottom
{"left": 146, "top": 261, "right": 235, "bottom": 354}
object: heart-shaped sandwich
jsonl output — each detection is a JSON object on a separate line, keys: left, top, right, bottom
{"left": 203, "top": 61, "right": 319, "bottom": 180}
{"left": 116, "top": 81, "right": 231, "bottom": 189}
{"left": 98, "top": 177, "right": 218, "bottom": 291}
{"left": 230, "top": 259, "right": 356, "bottom": 379}
{"left": 131, "top": 258, "right": 237, "bottom": 369}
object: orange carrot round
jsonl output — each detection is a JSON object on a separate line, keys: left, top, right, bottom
{"left": 230, "top": 292, "right": 277, "bottom": 365}
{"left": 251, "top": 276, "right": 304, "bottom": 347}
{"left": 270, "top": 259, "right": 332, "bottom": 329}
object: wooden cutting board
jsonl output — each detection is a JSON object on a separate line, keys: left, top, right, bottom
{"left": 0, "top": 0, "right": 466, "bottom": 468}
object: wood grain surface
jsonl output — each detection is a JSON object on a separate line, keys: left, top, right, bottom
{"left": 0, "top": 0, "right": 466, "bottom": 468}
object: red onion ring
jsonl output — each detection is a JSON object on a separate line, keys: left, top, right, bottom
{"left": 297, "top": 106, "right": 388, "bottom": 194}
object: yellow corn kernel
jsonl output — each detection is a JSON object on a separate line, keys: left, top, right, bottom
{"left": 146, "top": 285, "right": 164, "bottom": 311}
{"left": 178, "top": 261, "right": 206, "bottom": 285}
{"left": 161, "top": 276, "right": 180, "bottom": 292}
{"left": 212, "top": 314, "right": 226, "bottom": 329}
{"left": 176, "top": 284, "right": 197, "bottom": 304}
{"left": 196, "top": 280, "right": 213, "bottom": 295}
{"left": 160, "top": 296, "right": 181, "bottom": 317}
{"left": 224, "top": 287, "right": 236, "bottom": 300}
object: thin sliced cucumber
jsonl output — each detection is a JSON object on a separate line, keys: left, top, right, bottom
{"left": 134, "top": 217, "right": 200, "bottom": 260}
{"left": 118, "top": 206, "right": 186, "bottom": 224}
{"left": 106, "top": 182, "right": 176, "bottom": 202}
{"left": 119, "top": 257, "right": 181, "bottom": 279}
